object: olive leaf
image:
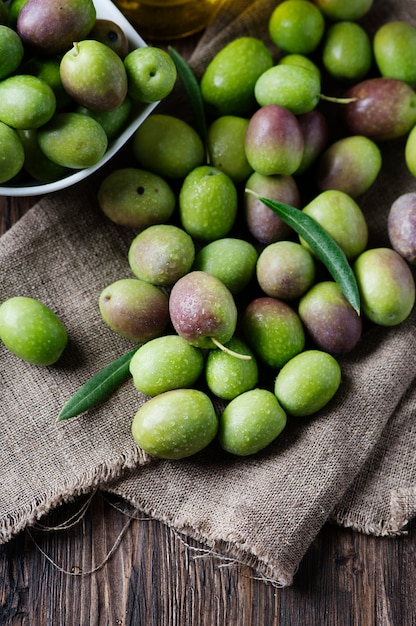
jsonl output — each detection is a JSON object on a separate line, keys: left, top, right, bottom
{"left": 56, "top": 347, "right": 139, "bottom": 421}
{"left": 250, "top": 192, "right": 361, "bottom": 314}
{"left": 168, "top": 46, "right": 207, "bottom": 150}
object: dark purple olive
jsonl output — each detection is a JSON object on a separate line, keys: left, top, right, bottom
{"left": 298, "top": 281, "right": 362, "bottom": 354}
{"left": 387, "top": 192, "right": 416, "bottom": 264}
{"left": 340, "top": 77, "right": 416, "bottom": 141}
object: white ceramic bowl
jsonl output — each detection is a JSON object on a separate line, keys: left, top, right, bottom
{"left": 0, "top": 0, "right": 158, "bottom": 197}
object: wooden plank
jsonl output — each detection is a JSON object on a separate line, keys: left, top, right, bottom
{"left": 1, "top": 493, "right": 416, "bottom": 624}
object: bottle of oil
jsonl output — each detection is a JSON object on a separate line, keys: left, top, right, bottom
{"left": 113, "top": 0, "right": 225, "bottom": 40}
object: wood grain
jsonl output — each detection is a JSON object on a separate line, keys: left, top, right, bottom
{"left": 0, "top": 196, "right": 34, "bottom": 235}
{"left": 1, "top": 492, "right": 416, "bottom": 625}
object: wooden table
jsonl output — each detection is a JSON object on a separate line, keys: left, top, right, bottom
{"left": 1, "top": 27, "right": 416, "bottom": 626}
{"left": 0, "top": 478, "right": 415, "bottom": 624}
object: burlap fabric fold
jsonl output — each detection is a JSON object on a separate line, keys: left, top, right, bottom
{"left": 1, "top": 0, "right": 415, "bottom": 587}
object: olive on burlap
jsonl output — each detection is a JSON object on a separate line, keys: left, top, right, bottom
{"left": 1, "top": 0, "right": 415, "bottom": 588}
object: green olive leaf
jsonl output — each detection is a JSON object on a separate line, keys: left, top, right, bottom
{"left": 56, "top": 347, "right": 139, "bottom": 422}
{"left": 250, "top": 192, "right": 361, "bottom": 314}
{"left": 168, "top": 46, "right": 207, "bottom": 149}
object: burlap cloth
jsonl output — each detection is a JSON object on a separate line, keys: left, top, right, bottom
{"left": 1, "top": 0, "right": 415, "bottom": 587}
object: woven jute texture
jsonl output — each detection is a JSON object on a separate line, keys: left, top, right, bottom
{"left": 1, "top": 0, "right": 415, "bottom": 587}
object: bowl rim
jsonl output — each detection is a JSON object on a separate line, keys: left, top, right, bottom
{"left": 0, "top": 0, "right": 159, "bottom": 197}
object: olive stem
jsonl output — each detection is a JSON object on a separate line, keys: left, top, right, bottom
{"left": 319, "top": 94, "right": 358, "bottom": 104}
{"left": 210, "top": 337, "right": 252, "bottom": 360}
